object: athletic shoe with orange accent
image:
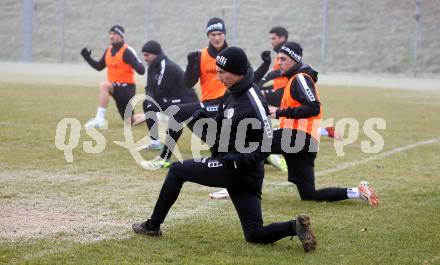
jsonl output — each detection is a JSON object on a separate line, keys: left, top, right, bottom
{"left": 358, "top": 181, "right": 379, "bottom": 206}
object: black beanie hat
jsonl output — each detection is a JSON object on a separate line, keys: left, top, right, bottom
{"left": 109, "top": 25, "right": 125, "bottom": 38}
{"left": 142, "top": 40, "right": 162, "bottom": 55}
{"left": 206, "top": 17, "right": 226, "bottom": 35}
{"left": 279, "top": 41, "right": 303, "bottom": 63}
{"left": 216, "top": 47, "right": 248, "bottom": 75}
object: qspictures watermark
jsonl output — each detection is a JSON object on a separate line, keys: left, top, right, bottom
{"left": 54, "top": 94, "right": 386, "bottom": 169}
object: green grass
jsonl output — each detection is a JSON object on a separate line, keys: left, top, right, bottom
{"left": 1, "top": 82, "right": 440, "bottom": 265}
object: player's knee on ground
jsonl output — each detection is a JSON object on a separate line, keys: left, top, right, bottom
{"left": 296, "top": 184, "right": 318, "bottom": 201}
{"left": 299, "top": 193, "right": 317, "bottom": 201}
{"left": 246, "top": 233, "right": 261, "bottom": 244}
{"left": 245, "top": 230, "right": 269, "bottom": 244}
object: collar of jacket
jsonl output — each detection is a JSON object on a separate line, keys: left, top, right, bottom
{"left": 284, "top": 62, "right": 319, "bottom": 82}
{"left": 207, "top": 41, "right": 228, "bottom": 58}
{"left": 111, "top": 41, "right": 124, "bottom": 56}
{"left": 227, "top": 67, "right": 254, "bottom": 96}
{"left": 149, "top": 52, "right": 166, "bottom": 69}
{"left": 273, "top": 41, "right": 286, "bottom": 53}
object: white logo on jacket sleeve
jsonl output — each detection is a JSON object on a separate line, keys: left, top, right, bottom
{"left": 298, "top": 74, "right": 316, "bottom": 101}
{"left": 157, "top": 59, "right": 166, "bottom": 86}
{"left": 127, "top": 46, "right": 142, "bottom": 63}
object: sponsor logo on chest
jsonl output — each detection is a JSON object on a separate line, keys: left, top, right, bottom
{"left": 224, "top": 108, "right": 234, "bottom": 119}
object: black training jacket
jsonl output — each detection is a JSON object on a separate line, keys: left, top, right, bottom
{"left": 146, "top": 52, "right": 198, "bottom": 99}
{"left": 210, "top": 67, "right": 273, "bottom": 176}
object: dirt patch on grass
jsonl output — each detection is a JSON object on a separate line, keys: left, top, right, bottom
{"left": 0, "top": 170, "right": 137, "bottom": 243}
{"left": 0, "top": 203, "right": 130, "bottom": 243}
{"left": 0, "top": 169, "right": 224, "bottom": 243}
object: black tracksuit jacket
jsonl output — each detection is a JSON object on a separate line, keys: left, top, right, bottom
{"left": 210, "top": 67, "right": 273, "bottom": 177}
{"left": 146, "top": 52, "right": 197, "bottom": 99}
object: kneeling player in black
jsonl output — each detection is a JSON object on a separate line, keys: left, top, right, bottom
{"left": 133, "top": 47, "right": 316, "bottom": 251}
{"left": 269, "top": 41, "right": 379, "bottom": 206}
{"left": 140, "top": 40, "right": 198, "bottom": 151}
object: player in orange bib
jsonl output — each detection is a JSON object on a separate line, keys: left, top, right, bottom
{"left": 142, "top": 17, "right": 229, "bottom": 169}
{"left": 258, "top": 27, "right": 342, "bottom": 141}
{"left": 81, "top": 25, "right": 145, "bottom": 128}
{"left": 269, "top": 41, "right": 379, "bottom": 206}
{"left": 257, "top": 26, "right": 289, "bottom": 106}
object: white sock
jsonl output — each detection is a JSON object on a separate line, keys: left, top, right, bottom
{"left": 95, "top": 107, "right": 106, "bottom": 122}
{"left": 347, "top": 187, "right": 360, "bottom": 199}
{"left": 319, "top": 127, "right": 329, "bottom": 136}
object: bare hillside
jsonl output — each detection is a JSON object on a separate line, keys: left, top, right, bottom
{"left": 0, "top": 0, "right": 439, "bottom": 76}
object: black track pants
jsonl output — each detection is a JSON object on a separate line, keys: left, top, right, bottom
{"left": 149, "top": 158, "right": 296, "bottom": 243}
{"left": 160, "top": 99, "right": 221, "bottom": 160}
{"left": 143, "top": 93, "right": 198, "bottom": 140}
{"left": 271, "top": 129, "right": 348, "bottom": 202}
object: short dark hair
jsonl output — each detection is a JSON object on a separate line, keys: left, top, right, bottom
{"left": 269, "top": 26, "right": 288, "bottom": 40}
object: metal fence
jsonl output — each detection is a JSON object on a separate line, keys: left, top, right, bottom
{"left": 1, "top": 0, "right": 439, "bottom": 76}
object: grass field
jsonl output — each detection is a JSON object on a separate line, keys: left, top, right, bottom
{"left": 1, "top": 80, "right": 440, "bottom": 265}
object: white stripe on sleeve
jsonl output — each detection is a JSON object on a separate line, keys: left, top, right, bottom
{"left": 248, "top": 87, "right": 273, "bottom": 139}
{"left": 297, "top": 73, "right": 316, "bottom": 102}
{"left": 157, "top": 59, "right": 166, "bottom": 86}
{"left": 127, "top": 46, "right": 142, "bottom": 63}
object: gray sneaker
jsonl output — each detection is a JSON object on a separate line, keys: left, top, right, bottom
{"left": 295, "top": 214, "right": 316, "bottom": 252}
{"left": 132, "top": 220, "right": 162, "bottom": 237}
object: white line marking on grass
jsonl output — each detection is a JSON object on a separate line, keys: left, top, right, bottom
{"left": 316, "top": 137, "right": 440, "bottom": 177}
{"left": 266, "top": 137, "right": 440, "bottom": 187}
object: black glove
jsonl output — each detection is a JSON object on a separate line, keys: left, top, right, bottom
{"left": 260, "top": 50, "right": 271, "bottom": 64}
{"left": 81, "top": 48, "right": 91, "bottom": 60}
{"left": 187, "top": 51, "right": 200, "bottom": 63}
{"left": 265, "top": 70, "right": 283, "bottom": 81}
{"left": 274, "top": 109, "right": 280, "bottom": 119}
